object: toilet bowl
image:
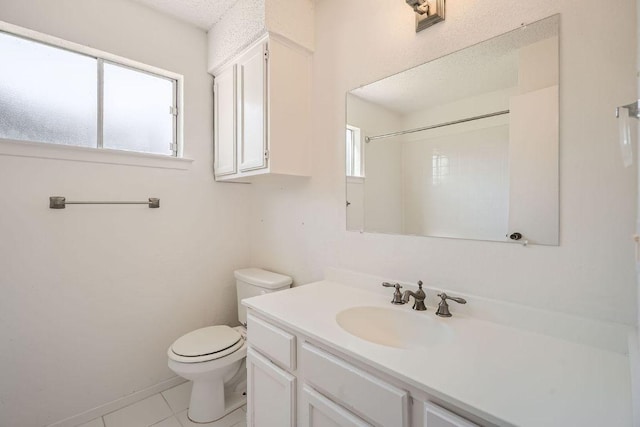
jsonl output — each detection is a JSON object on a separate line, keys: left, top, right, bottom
{"left": 167, "top": 268, "right": 292, "bottom": 423}
{"left": 168, "top": 325, "right": 247, "bottom": 423}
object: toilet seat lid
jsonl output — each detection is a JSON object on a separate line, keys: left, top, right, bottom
{"left": 171, "top": 325, "right": 242, "bottom": 357}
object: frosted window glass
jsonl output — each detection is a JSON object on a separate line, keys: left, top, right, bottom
{"left": 103, "top": 63, "right": 174, "bottom": 156}
{"left": 0, "top": 32, "right": 97, "bottom": 147}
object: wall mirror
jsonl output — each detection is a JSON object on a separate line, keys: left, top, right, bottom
{"left": 345, "top": 15, "right": 559, "bottom": 245}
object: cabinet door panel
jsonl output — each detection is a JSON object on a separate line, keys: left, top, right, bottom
{"left": 302, "top": 385, "right": 371, "bottom": 427}
{"left": 214, "top": 64, "right": 236, "bottom": 176}
{"left": 238, "top": 42, "right": 267, "bottom": 172}
{"left": 247, "top": 348, "right": 295, "bottom": 427}
{"left": 302, "top": 343, "right": 409, "bottom": 427}
{"left": 247, "top": 313, "right": 296, "bottom": 370}
{"left": 424, "top": 402, "right": 478, "bottom": 427}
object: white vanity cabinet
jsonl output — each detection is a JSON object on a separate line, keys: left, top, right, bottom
{"left": 213, "top": 34, "right": 311, "bottom": 181}
{"left": 246, "top": 348, "right": 296, "bottom": 427}
{"left": 246, "top": 313, "right": 297, "bottom": 426}
{"left": 246, "top": 310, "right": 483, "bottom": 427}
{"left": 302, "top": 385, "right": 371, "bottom": 427}
{"left": 424, "top": 402, "right": 479, "bottom": 427}
{"left": 302, "top": 343, "right": 409, "bottom": 427}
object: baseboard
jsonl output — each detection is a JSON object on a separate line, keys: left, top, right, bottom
{"left": 47, "top": 376, "right": 187, "bottom": 427}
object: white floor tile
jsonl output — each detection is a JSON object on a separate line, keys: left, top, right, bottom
{"left": 176, "top": 408, "right": 245, "bottom": 427}
{"left": 151, "top": 416, "right": 182, "bottom": 427}
{"left": 76, "top": 418, "right": 104, "bottom": 427}
{"left": 161, "top": 381, "right": 191, "bottom": 414}
{"left": 103, "top": 394, "right": 173, "bottom": 427}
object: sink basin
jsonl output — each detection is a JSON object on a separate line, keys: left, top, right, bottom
{"left": 336, "top": 306, "right": 451, "bottom": 349}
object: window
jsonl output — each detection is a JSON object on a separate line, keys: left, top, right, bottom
{"left": 0, "top": 29, "right": 180, "bottom": 157}
{"left": 346, "top": 125, "right": 364, "bottom": 178}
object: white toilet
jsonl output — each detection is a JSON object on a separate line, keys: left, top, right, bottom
{"left": 167, "top": 268, "right": 292, "bottom": 423}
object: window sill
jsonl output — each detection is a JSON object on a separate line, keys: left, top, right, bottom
{"left": 0, "top": 138, "right": 193, "bottom": 170}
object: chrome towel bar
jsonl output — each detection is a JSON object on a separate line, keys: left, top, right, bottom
{"left": 49, "top": 196, "right": 160, "bottom": 209}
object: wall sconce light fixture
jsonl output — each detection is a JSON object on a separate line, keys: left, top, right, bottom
{"left": 405, "top": 0, "right": 445, "bottom": 32}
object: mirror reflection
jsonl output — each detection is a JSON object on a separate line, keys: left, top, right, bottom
{"left": 346, "top": 15, "right": 559, "bottom": 245}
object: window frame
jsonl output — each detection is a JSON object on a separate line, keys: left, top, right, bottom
{"left": 346, "top": 124, "right": 365, "bottom": 178}
{"left": 0, "top": 20, "right": 184, "bottom": 159}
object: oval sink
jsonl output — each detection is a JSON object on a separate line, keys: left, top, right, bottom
{"left": 336, "top": 306, "right": 451, "bottom": 349}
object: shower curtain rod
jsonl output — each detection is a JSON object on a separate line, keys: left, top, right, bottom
{"left": 364, "top": 110, "right": 510, "bottom": 143}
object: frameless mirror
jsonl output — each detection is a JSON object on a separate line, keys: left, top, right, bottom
{"left": 346, "top": 15, "right": 559, "bottom": 245}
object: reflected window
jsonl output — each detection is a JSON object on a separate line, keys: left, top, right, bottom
{"left": 346, "top": 125, "right": 364, "bottom": 178}
{"left": 432, "top": 152, "right": 449, "bottom": 185}
{"left": 0, "top": 30, "right": 179, "bottom": 156}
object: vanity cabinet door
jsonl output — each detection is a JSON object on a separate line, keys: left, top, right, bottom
{"left": 237, "top": 41, "right": 268, "bottom": 173}
{"left": 424, "top": 402, "right": 478, "bottom": 427}
{"left": 213, "top": 63, "right": 236, "bottom": 177}
{"left": 302, "top": 385, "right": 371, "bottom": 427}
{"left": 247, "top": 347, "right": 295, "bottom": 427}
{"left": 302, "top": 343, "right": 409, "bottom": 427}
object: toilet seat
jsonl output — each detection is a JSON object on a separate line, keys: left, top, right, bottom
{"left": 169, "top": 325, "right": 244, "bottom": 363}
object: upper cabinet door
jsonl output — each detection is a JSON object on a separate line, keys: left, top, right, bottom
{"left": 214, "top": 64, "right": 236, "bottom": 176}
{"left": 238, "top": 41, "right": 268, "bottom": 172}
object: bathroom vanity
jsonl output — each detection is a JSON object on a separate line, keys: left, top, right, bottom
{"left": 243, "top": 280, "right": 632, "bottom": 427}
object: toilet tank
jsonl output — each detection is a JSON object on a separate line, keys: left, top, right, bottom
{"left": 235, "top": 268, "right": 292, "bottom": 325}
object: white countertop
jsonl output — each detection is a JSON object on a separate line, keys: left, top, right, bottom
{"left": 244, "top": 280, "right": 632, "bottom": 427}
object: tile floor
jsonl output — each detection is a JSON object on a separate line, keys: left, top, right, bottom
{"left": 77, "top": 382, "right": 246, "bottom": 427}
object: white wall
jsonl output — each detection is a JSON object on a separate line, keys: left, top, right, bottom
{"left": 0, "top": 1, "right": 251, "bottom": 426}
{"left": 249, "top": 0, "right": 638, "bottom": 326}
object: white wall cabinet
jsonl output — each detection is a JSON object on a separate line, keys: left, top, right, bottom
{"left": 246, "top": 347, "right": 296, "bottom": 427}
{"left": 213, "top": 34, "right": 311, "bottom": 181}
{"left": 247, "top": 311, "right": 484, "bottom": 427}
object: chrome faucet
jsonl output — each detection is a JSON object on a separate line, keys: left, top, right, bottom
{"left": 381, "top": 282, "right": 405, "bottom": 304}
{"left": 435, "top": 292, "right": 467, "bottom": 317}
{"left": 402, "top": 280, "right": 427, "bottom": 311}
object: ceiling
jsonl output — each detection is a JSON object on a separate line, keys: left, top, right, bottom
{"left": 132, "top": 0, "right": 240, "bottom": 30}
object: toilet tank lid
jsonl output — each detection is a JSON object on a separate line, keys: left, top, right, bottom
{"left": 234, "top": 268, "right": 292, "bottom": 289}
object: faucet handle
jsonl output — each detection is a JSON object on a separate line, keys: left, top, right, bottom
{"left": 382, "top": 282, "right": 405, "bottom": 304}
{"left": 438, "top": 292, "right": 466, "bottom": 305}
{"left": 436, "top": 292, "right": 467, "bottom": 317}
{"left": 382, "top": 282, "right": 402, "bottom": 290}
